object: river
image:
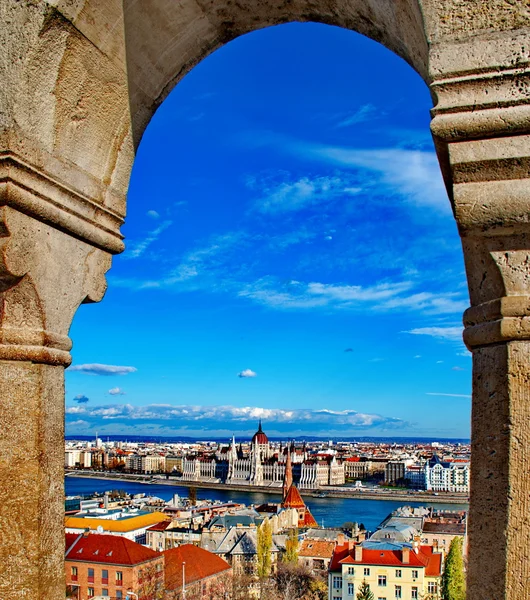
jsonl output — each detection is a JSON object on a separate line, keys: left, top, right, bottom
{"left": 65, "top": 477, "right": 468, "bottom": 532}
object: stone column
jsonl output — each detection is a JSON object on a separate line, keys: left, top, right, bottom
{"left": 0, "top": 155, "right": 122, "bottom": 599}
{"left": 430, "top": 30, "right": 530, "bottom": 599}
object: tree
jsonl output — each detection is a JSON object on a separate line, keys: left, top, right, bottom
{"left": 257, "top": 519, "right": 273, "bottom": 578}
{"left": 441, "top": 536, "right": 466, "bottom": 600}
{"left": 188, "top": 486, "right": 197, "bottom": 506}
{"left": 283, "top": 528, "right": 299, "bottom": 564}
{"left": 356, "top": 580, "right": 374, "bottom": 600}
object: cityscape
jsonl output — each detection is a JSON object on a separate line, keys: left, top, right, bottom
{"left": 64, "top": 423, "right": 469, "bottom": 598}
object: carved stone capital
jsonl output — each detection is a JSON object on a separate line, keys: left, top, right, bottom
{"left": 0, "top": 203, "right": 113, "bottom": 366}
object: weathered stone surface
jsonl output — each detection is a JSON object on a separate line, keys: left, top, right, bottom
{"left": 0, "top": 0, "right": 529, "bottom": 598}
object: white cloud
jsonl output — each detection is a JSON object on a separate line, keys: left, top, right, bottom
{"left": 238, "top": 369, "right": 257, "bottom": 378}
{"left": 68, "top": 364, "right": 137, "bottom": 376}
{"left": 249, "top": 174, "right": 361, "bottom": 214}
{"left": 125, "top": 220, "right": 172, "bottom": 259}
{"left": 405, "top": 326, "right": 463, "bottom": 341}
{"left": 334, "top": 104, "right": 378, "bottom": 128}
{"left": 146, "top": 210, "right": 159, "bottom": 219}
{"left": 239, "top": 278, "right": 466, "bottom": 316}
{"left": 109, "top": 387, "right": 126, "bottom": 395}
{"left": 65, "top": 402, "right": 407, "bottom": 430}
{"left": 289, "top": 141, "right": 449, "bottom": 213}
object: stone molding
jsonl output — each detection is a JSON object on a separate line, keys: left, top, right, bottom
{"left": 0, "top": 152, "right": 124, "bottom": 255}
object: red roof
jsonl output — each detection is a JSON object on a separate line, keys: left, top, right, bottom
{"left": 282, "top": 485, "right": 306, "bottom": 509}
{"left": 148, "top": 521, "right": 172, "bottom": 532}
{"left": 65, "top": 533, "right": 161, "bottom": 566}
{"left": 330, "top": 544, "right": 442, "bottom": 576}
{"left": 164, "top": 544, "right": 231, "bottom": 590}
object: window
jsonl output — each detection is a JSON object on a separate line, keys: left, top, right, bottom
{"left": 348, "top": 566, "right": 355, "bottom": 575}
{"left": 70, "top": 566, "right": 78, "bottom": 582}
{"left": 378, "top": 575, "right": 387, "bottom": 587}
{"left": 412, "top": 570, "right": 419, "bottom": 579}
{"left": 395, "top": 569, "right": 402, "bottom": 578}
{"left": 348, "top": 582, "right": 354, "bottom": 595}
{"left": 364, "top": 568, "right": 371, "bottom": 576}
{"left": 102, "top": 591, "right": 108, "bottom": 597}
{"left": 116, "top": 571, "right": 123, "bottom": 586}
{"left": 333, "top": 576, "right": 343, "bottom": 589}
{"left": 428, "top": 582, "right": 438, "bottom": 594}
{"left": 87, "top": 568, "right": 94, "bottom": 583}
{"left": 116, "top": 593, "right": 123, "bottom": 600}
{"left": 87, "top": 589, "right": 94, "bottom": 598}
{"left": 395, "top": 585, "right": 402, "bottom": 599}
{"left": 102, "top": 569, "right": 109, "bottom": 584}
{"left": 411, "top": 587, "right": 418, "bottom": 599}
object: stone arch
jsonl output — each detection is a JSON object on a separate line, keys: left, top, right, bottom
{"left": 1, "top": 1, "right": 529, "bottom": 599}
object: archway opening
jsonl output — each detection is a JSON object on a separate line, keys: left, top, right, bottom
{"left": 65, "top": 20, "right": 470, "bottom": 595}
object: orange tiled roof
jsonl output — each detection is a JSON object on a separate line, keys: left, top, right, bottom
{"left": 299, "top": 540, "right": 335, "bottom": 558}
{"left": 164, "top": 544, "right": 231, "bottom": 590}
{"left": 301, "top": 508, "right": 318, "bottom": 528}
{"left": 65, "top": 533, "right": 161, "bottom": 566}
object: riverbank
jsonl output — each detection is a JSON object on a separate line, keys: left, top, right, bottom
{"left": 66, "top": 471, "right": 469, "bottom": 505}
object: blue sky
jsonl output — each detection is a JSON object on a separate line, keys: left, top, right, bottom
{"left": 66, "top": 23, "right": 471, "bottom": 440}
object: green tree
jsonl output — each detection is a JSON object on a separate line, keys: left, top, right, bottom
{"left": 283, "top": 528, "right": 299, "bottom": 564}
{"left": 257, "top": 519, "right": 273, "bottom": 578}
{"left": 441, "top": 536, "right": 466, "bottom": 600}
{"left": 356, "top": 580, "right": 374, "bottom": 600}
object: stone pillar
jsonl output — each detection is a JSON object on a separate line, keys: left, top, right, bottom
{"left": 0, "top": 156, "right": 122, "bottom": 598}
{"left": 430, "top": 30, "right": 530, "bottom": 599}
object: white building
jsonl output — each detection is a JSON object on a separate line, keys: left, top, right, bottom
{"left": 424, "top": 455, "right": 470, "bottom": 493}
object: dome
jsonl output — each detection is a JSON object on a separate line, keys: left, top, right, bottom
{"left": 252, "top": 420, "right": 268, "bottom": 444}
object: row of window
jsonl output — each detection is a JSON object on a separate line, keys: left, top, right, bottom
{"left": 71, "top": 566, "right": 123, "bottom": 585}
{"left": 344, "top": 567, "right": 420, "bottom": 579}
{"left": 86, "top": 589, "right": 124, "bottom": 598}
{"left": 332, "top": 578, "right": 438, "bottom": 597}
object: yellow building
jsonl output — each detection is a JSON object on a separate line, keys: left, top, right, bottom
{"left": 328, "top": 541, "right": 442, "bottom": 600}
{"left": 65, "top": 510, "right": 170, "bottom": 545}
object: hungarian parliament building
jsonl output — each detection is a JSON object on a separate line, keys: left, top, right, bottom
{"left": 180, "top": 421, "right": 345, "bottom": 489}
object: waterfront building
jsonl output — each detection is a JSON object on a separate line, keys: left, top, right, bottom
{"left": 181, "top": 421, "right": 345, "bottom": 489}
{"left": 65, "top": 532, "right": 164, "bottom": 599}
{"left": 328, "top": 541, "right": 442, "bottom": 600}
{"left": 424, "top": 455, "right": 470, "bottom": 493}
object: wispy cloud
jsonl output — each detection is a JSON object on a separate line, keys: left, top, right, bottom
{"left": 426, "top": 393, "right": 471, "bottom": 398}
{"left": 125, "top": 220, "right": 172, "bottom": 259}
{"left": 73, "top": 394, "right": 89, "bottom": 404}
{"left": 65, "top": 402, "right": 408, "bottom": 432}
{"left": 300, "top": 144, "right": 448, "bottom": 212}
{"left": 247, "top": 174, "right": 360, "bottom": 215}
{"left": 238, "top": 369, "right": 257, "bottom": 378}
{"left": 146, "top": 210, "right": 159, "bottom": 219}
{"left": 239, "top": 278, "right": 466, "bottom": 315}
{"left": 405, "top": 326, "right": 463, "bottom": 341}
{"left": 109, "top": 387, "right": 126, "bottom": 395}
{"left": 334, "top": 104, "right": 378, "bottom": 128}
{"left": 68, "top": 364, "right": 137, "bottom": 376}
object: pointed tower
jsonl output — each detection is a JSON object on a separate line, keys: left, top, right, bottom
{"left": 283, "top": 447, "right": 293, "bottom": 501}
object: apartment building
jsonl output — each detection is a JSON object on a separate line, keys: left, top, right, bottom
{"left": 65, "top": 533, "right": 164, "bottom": 599}
{"left": 328, "top": 541, "right": 442, "bottom": 600}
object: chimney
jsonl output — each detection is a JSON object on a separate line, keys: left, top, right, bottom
{"left": 402, "top": 547, "right": 410, "bottom": 564}
{"left": 83, "top": 528, "right": 90, "bottom": 538}
{"left": 354, "top": 545, "right": 363, "bottom": 561}
{"left": 337, "top": 533, "right": 345, "bottom": 546}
